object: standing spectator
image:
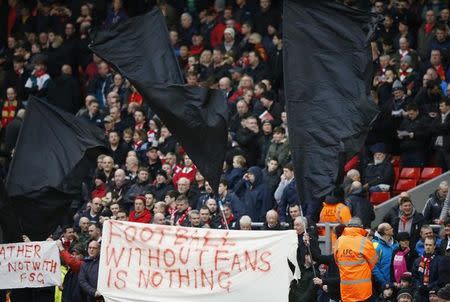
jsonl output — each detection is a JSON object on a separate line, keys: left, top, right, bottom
{"left": 431, "top": 98, "right": 450, "bottom": 171}
{"left": 265, "top": 126, "right": 290, "bottom": 167}
{"left": 440, "top": 218, "right": 450, "bottom": 255}
{"left": 104, "top": 0, "right": 128, "bottom": 29}
{"left": 79, "top": 240, "right": 102, "bottom": 302}
{"left": 423, "top": 181, "right": 449, "bottom": 224}
{"left": 412, "top": 237, "right": 441, "bottom": 302}
{"left": 334, "top": 217, "right": 378, "bottom": 302}
{"left": 397, "top": 104, "right": 429, "bottom": 167}
{"left": 235, "top": 116, "right": 261, "bottom": 166}
{"left": 216, "top": 179, "right": 245, "bottom": 219}
{"left": 261, "top": 209, "right": 281, "bottom": 230}
{"left": 372, "top": 223, "right": 399, "bottom": 288}
{"left": 244, "top": 50, "right": 270, "bottom": 84}
{"left": 108, "top": 131, "right": 129, "bottom": 167}
{"left": 234, "top": 166, "right": 272, "bottom": 222}
{"left": 392, "top": 232, "right": 417, "bottom": 284}
{"left": 24, "top": 58, "right": 52, "bottom": 99}
{"left": 173, "top": 195, "right": 191, "bottom": 226}
{"left": 346, "top": 181, "right": 375, "bottom": 229}
{"left": 128, "top": 196, "right": 152, "bottom": 223}
{"left": 392, "top": 196, "right": 424, "bottom": 249}
{"left": 87, "top": 62, "right": 112, "bottom": 108}
{"left": 415, "top": 225, "right": 442, "bottom": 256}
{"left": 417, "top": 10, "right": 437, "bottom": 60}
{"left": 124, "top": 167, "right": 151, "bottom": 211}
{"left": 56, "top": 240, "right": 85, "bottom": 302}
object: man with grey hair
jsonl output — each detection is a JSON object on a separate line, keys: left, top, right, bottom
{"left": 423, "top": 181, "right": 449, "bottom": 224}
{"left": 261, "top": 209, "right": 281, "bottom": 230}
{"left": 346, "top": 181, "right": 375, "bottom": 228}
{"left": 239, "top": 215, "right": 252, "bottom": 230}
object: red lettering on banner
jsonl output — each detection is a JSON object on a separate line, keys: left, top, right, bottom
{"left": 107, "top": 268, "right": 112, "bottom": 288}
{"left": 231, "top": 253, "right": 243, "bottom": 272}
{"left": 218, "top": 271, "right": 231, "bottom": 292}
{"left": 153, "top": 226, "right": 167, "bottom": 245}
{"left": 148, "top": 248, "right": 161, "bottom": 268}
{"left": 108, "top": 224, "right": 122, "bottom": 244}
{"left": 115, "top": 270, "right": 127, "bottom": 289}
{"left": 178, "top": 269, "right": 190, "bottom": 287}
{"left": 258, "top": 251, "right": 272, "bottom": 272}
{"left": 166, "top": 269, "right": 176, "bottom": 287}
{"left": 203, "top": 231, "right": 219, "bottom": 248}
{"left": 163, "top": 249, "right": 176, "bottom": 267}
{"left": 200, "top": 269, "right": 214, "bottom": 290}
{"left": 34, "top": 244, "right": 41, "bottom": 258}
{"left": 106, "top": 247, "right": 125, "bottom": 267}
{"left": 221, "top": 232, "right": 236, "bottom": 247}
{"left": 214, "top": 250, "right": 229, "bottom": 270}
{"left": 174, "top": 228, "right": 189, "bottom": 245}
{"left": 152, "top": 271, "right": 163, "bottom": 287}
{"left": 244, "top": 250, "right": 257, "bottom": 271}
{"left": 191, "top": 230, "right": 200, "bottom": 247}
{"left": 24, "top": 245, "right": 33, "bottom": 258}
{"left": 124, "top": 226, "right": 137, "bottom": 242}
{"left": 193, "top": 268, "right": 198, "bottom": 289}
{"left": 179, "top": 247, "right": 190, "bottom": 265}
{"left": 139, "top": 227, "right": 154, "bottom": 242}
{"left": 195, "top": 248, "right": 208, "bottom": 266}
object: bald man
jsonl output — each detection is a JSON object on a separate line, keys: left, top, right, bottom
{"left": 262, "top": 209, "right": 282, "bottom": 230}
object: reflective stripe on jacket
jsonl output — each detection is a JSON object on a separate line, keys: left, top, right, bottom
{"left": 334, "top": 227, "right": 378, "bottom": 302}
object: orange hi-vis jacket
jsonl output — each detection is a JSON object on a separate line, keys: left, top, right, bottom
{"left": 334, "top": 227, "right": 378, "bottom": 302}
{"left": 318, "top": 202, "right": 352, "bottom": 236}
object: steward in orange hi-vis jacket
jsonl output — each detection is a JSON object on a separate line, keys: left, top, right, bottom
{"left": 334, "top": 219, "right": 378, "bottom": 302}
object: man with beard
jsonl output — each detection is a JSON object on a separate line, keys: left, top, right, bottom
{"left": 362, "top": 143, "right": 394, "bottom": 192}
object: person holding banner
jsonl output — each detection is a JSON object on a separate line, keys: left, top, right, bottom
{"left": 55, "top": 240, "right": 85, "bottom": 302}
{"left": 79, "top": 240, "right": 103, "bottom": 302}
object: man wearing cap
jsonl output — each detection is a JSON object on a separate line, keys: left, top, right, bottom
{"left": 397, "top": 289, "right": 413, "bottom": 302}
{"left": 437, "top": 284, "right": 450, "bottom": 301}
{"left": 363, "top": 143, "right": 394, "bottom": 192}
{"left": 150, "top": 170, "right": 174, "bottom": 202}
{"left": 145, "top": 145, "right": 162, "bottom": 182}
{"left": 221, "top": 27, "right": 238, "bottom": 58}
{"left": 334, "top": 217, "right": 378, "bottom": 302}
{"left": 398, "top": 55, "right": 418, "bottom": 96}
{"left": 128, "top": 196, "right": 152, "bottom": 224}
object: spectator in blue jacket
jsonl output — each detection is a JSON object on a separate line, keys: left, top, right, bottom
{"left": 373, "top": 222, "right": 399, "bottom": 287}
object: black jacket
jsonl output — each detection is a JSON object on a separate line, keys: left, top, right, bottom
{"left": 398, "top": 116, "right": 429, "bottom": 152}
{"left": 391, "top": 210, "right": 425, "bottom": 249}
{"left": 346, "top": 190, "right": 375, "bottom": 229}
{"left": 430, "top": 113, "right": 450, "bottom": 151}
{"left": 422, "top": 190, "right": 446, "bottom": 224}
{"left": 363, "top": 159, "right": 394, "bottom": 188}
{"left": 79, "top": 257, "right": 100, "bottom": 302}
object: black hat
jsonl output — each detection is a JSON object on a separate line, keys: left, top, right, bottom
{"left": 147, "top": 145, "right": 159, "bottom": 152}
{"left": 397, "top": 232, "right": 410, "bottom": 242}
{"left": 95, "top": 172, "right": 107, "bottom": 183}
{"left": 438, "top": 284, "right": 450, "bottom": 300}
{"left": 397, "top": 289, "right": 413, "bottom": 301}
{"left": 156, "top": 170, "right": 168, "bottom": 179}
{"left": 383, "top": 282, "right": 394, "bottom": 290}
{"left": 261, "top": 91, "right": 276, "bottom": 102}
{"left": 370, "top": 142, "right": 387, "bottom": 154}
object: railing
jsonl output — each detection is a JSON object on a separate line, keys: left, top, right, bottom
{"left": 251, "top": 222, "right": 443, "bottom": 255}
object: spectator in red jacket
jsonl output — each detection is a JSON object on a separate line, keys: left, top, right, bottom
{"left": 128, "top": 195, "right": 152, "bottom": 223}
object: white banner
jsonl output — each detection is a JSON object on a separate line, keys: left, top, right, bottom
{"left": 0, "top": 241, "right": 61, "bottom": 289}
{"left": 98, "top": 220, "right": 297, "bottom": 302}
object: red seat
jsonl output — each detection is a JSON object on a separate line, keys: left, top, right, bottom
{"left": 394, "top": 167, "right": 400, "bottom": 182}
{"left": 370, "top": 192, "right": 391, "bottom": 205}
{"left": 391, "top": 156, "right": 401, "bottom": 167}
{"left": 420, "top": 167, "right": 442, "bottom": 182}
{"left": 399, "top": 167, "right": 421, "bottom": 180}
{"left": 394, "top": 179, "right": 417, "bottom": 194}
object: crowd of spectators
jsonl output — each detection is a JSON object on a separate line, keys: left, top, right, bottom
{"left": 2, "top": 0, "right": 450, "bottom": 301}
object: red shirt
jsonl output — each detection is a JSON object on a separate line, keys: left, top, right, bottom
{"left": 128, "top": 209, "right": 152, "bottom": 223}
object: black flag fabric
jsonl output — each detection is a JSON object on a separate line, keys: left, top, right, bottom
{"left": 89, "top": 8, "right": 228, "bottom": 192}
{"left": 5, "top": 97, "right": 108, "bottom": 241}
{"left": 283, "top": 1, "right": 379, "bottom": 205}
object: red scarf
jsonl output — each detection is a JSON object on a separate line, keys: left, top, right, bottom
{"left": 35, "top": 69, "right": 46, "bottom": 77}
{"left": 129, "top": 91, "right": 143, "bottom": 105}
{"left": 425, "top": 23, "right": 434, "bottom": 35}
{"left": 418, "top": 254, "right": 434, "bottom": 285}
{"left": 175, "top": 207, "right": 191, "bottom": 226}
{"left": 1, "top": 99, "right": 18, "bottom": 128}
{"left": 436, "top": 64, "right": 446, "bottom": 80}
{"left": 221, "top": 213, "right": 235, "bottom": 227}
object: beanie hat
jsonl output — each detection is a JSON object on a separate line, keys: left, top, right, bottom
{"left": 370, "top": 142, "right": 387, "bottom": 154}
{"left": 397, "top": 289, "right": 413, "bottom": 301}
{"left": 156, "top": 170, "right": 168, "bottom": 179}
{"left": 397, "top": 232, "right": 410, "bottom": 242}
{"left": 400, "top": 271, "right": 412, "bottom": 283}
{"left": 392, "top": 79, "right": 404, "bottom": 91}
{"left": 224, "top": 27, "right": 235, "bottom": 39}
{"left": 438, "top": 284, "right": 450, "bottom": 300}
{"left": 135, "top": 195, "right": 146, "bottom": 203}
{"left": 400, "top": 55, "right": 412, "bottom": 65}
{"left": 95, "top": 172, "right": 107, "bottom": 183}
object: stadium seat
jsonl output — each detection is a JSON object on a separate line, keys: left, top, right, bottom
{"left": 399, "top": 167, "right": 421, "bottom": 180}
{"left": 370, "top": 192, "right": 391, "bottom": 205}
{"left": 394, "top": 179, "right": 417, "bottom": 195}
{"left": 420, "top": 167, "right": 442, "bottom": 182}
{"left": 394, "top": 167, "right": 400, "bottom": 183}
{"left": 391, "top": 156, "right": 401, "bottom": 167}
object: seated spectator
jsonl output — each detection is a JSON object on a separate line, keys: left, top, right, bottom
{"left": 128, "top": 196, "right": 152, "bottom": 224}
{"left": 150, "top": 170, "right": 174, "bottom": 202}
{"left": 217, "top": 179, "right": 245, "bottom": 219}
{"left": 92, "top": 172, "right": 107, "bottom": 199}
{"left": 24, "top": 58, "right": 52, "bottom": 99}
{"left": 259, "top": 91, "right": 283, "bottom": 127}
{"left": 218, "top": 203, "right": 237, "bottom": 229}
{"left": 77, "top": 217, "right": 91, "bottom": 248}
{"left": 239, "top": 215, "right": 253, "bottom": 230}
{"left": 173, "top": 195, "right": 191, "bottom": 226}
{"left": 440, "top": 218, "right": 450, "bottom": 255}
{"left": 187, "top": 210, "right": 202, "bottom": 228}
{"left": 397, "top": 289, "right": 413, "bottom": 302}
{"left": 261, "top": 209, "right": 282, "bottom": 230}
{"left": 226, "top": 155, "right": 247, "bottom": 191}
{"left": 244, "top": 50, "right": 270, "bottom": 84}
{"left": 423, "top": 181, "right": 449, "bottom": 224}
{"left": 415, "top": 225, "right": 442, "bottom": 256}
{"left": 152, "top": 212, "right": 167, "bottom": 225}
{"left": 362, "top": 143, "right": 394, "bottom": 192}
{"left": 80, "top": 197, "right": 103, "bottom": 224}
{"left": 172, "top": 154, "right": 197, "bottom": 187}
{"left": 124, "top": 167, "right": 152, "bottom": 211}
{"left": 79, "top": 98, "right": 102, "bottom": 127}
{"left": 392, "top": 196, "right": 424, "bottom": 249}
{"left": 88, "top": 224, "right": 102, "bottom": 243}
{"left": 157, "top": 125, "right": 177, "bottom": 155}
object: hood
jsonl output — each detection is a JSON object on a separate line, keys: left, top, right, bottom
{"left": 374, "top": 231, "right": 394, "bottom": 246}
{"left": 342, "top": 227, "right": 367, "bottom": 237}
{"left": 248, "top": 166, "right": 263, "bottom": 186}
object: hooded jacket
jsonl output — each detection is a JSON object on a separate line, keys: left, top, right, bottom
{"left": 234, "top": 166, "right": 272, "bottom": 222}
{"left": 372, "top": 232, "right": 399, "bottom": 286}
{"left": 346, "top": 189, "right": 375, "bottom": 229}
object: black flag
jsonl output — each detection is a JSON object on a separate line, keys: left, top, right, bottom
{"left": 5, "top": 97, "right": 108, "bottom": 240}
{"left": 89, "top": 8, "right": 228, "bottom": 192}
{"left": 90, "top": 8, "right": 228, "bottom": 190}
{"left": 283, "top": 1, "right": 379, "bottom": 206}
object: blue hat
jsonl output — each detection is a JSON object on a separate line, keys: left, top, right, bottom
{"left": 370, "top": 143, "right": 386, "bottom": 154}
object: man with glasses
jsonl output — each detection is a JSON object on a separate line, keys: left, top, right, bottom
{"left": 372, "top": 223, "right": 399, "bottom": 288}
{"left": 79, "top": 240, "right": 102, "bottom": 302}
